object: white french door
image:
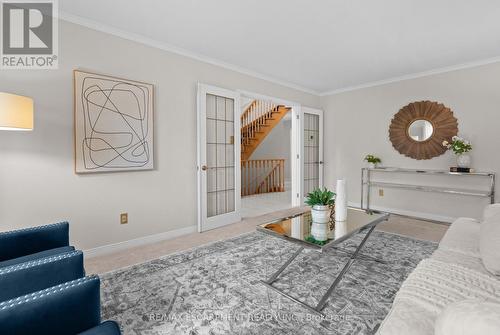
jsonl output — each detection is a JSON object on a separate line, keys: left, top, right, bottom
{"left": 197, "top": 83, "right": 241, "bottom": 232}
{"left": 301, "top": 107, "right": 324, "bottom": 201}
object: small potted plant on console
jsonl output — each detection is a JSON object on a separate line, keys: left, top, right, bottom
{"left": 442, "top": 136, "right": 473, "bottom": 170}
{"left": 364, "top": 154, "right": 382, "bottom": 169}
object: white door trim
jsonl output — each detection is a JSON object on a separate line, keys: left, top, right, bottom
{"left": 197, "top": 83, "right": 241, "bottom": 232}
{"left": 237, "top": 90, "right": 300, "bottom": 107}
{"left": 291, "top": 105, "right": 302, "bottom": 206}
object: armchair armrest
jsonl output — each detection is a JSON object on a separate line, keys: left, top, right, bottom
{"left": 0, "top": 221, "right": 69, "bottom": 261}
{"left": 0, "top": 276, "right": 101, "bottom": 335}
{"left": 0, "top": 250, "right": 85, "bottom": 302}
{"left": 78, "top": 321, "right": 121, "bottom": 335}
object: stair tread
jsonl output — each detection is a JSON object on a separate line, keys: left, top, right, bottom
{"left": 241, "top": 104, "right": 291, "bottom": 160}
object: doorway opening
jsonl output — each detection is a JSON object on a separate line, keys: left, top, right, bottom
{"left": 197, "top": 84, "right": 323, "bottom": 232}
{"left": 240, "top": 96, "right": 293, "bottom": 218}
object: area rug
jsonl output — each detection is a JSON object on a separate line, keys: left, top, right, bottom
{"left": 100, "top": 230, "right": 437, "bottom": 335}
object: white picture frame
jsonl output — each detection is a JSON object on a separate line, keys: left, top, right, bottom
{"left": 74, "top": 70, "right": 154, "bottom": 173}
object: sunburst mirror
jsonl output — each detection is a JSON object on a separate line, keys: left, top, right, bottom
{"left": 389, "top": 101, "right": 458, "bottom": 160}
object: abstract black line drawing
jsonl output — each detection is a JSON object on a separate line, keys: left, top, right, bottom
{"left": 74, "top": 70, "right": 154, "bottom": 173}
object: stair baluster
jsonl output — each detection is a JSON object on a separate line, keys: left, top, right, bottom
{"left": 241, "top": 159, "right": 285, "bottom": 196}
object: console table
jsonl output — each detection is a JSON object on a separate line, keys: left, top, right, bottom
{"left": 361, "top": 167, "right": 496, "bottom": 211}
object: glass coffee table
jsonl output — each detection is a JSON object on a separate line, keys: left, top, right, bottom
{"left": 257, "top": 207, "right": 389, "bottom": 315}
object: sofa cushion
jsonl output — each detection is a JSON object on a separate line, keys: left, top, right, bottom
{"left": 480, "top": 212, "right": 500, "bottom": 276}
{"left": 78, "top": 321, "right": 121, "bottom": 335}
{"left": 483, "top": 203, "right": 500, "bottom": 221}
{"left": 376, "top": 299, "right": 435, "bottom": 335}
{"left": 431, "top": 249, "right": 491, "bottom": 277}
{"left": 0, "top": 246, "right": 75, "bottom": 268}
{"left": 438, "top": 217, "right": 480, "bottom": 257}
{"left": 376, "top": 258, "right": 500, "bottom": 335}
{"left": 435, "top": 299, "right": 500, "bottom": 335}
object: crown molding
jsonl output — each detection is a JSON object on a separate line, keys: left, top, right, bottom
{"left": 58, "top": 11, "right": 500, "bottom": 98}
{"left": 319, "top": 56, "right": 500, "bottom": 96}
{"left": 58, "top": 11, "right": 321, "bottom": 96}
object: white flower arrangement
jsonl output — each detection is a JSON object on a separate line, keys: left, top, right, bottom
{"left": 442, "top": 136, "right": 472, "bottom": 155}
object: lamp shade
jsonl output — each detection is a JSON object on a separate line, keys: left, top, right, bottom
{"left": 0, "top": 92, "right": 34, "bottom": 131}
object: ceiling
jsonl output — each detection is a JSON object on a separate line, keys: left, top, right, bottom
{"left": 60, "top": 1, "right": 500, "bottom": 95}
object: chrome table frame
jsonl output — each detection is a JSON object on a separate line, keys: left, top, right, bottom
{"left": 258, "top": 210, "right": 389, "bottom": 315}
{"left": 361, "top": 167, "right": 496, "bottom": 212}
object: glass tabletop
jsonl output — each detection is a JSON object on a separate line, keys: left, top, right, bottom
{"left": 257, "top": 207, "right": 389, "bottom": 251}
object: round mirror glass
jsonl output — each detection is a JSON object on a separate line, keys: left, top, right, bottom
{"left": 408, "top": 119, "right": 433, "bottom": 142}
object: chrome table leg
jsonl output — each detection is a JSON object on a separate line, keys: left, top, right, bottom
{"left": 265, "top": 246, "right": 304, "bottom": 284}
{"left": 330, "top": 246, "right": 387, "bottom": 264}
{"left": 261, "top": 225, "right": 381, "bottom": 315}
{"left": 315, "top": 226, "right": 376, "bottom": 311}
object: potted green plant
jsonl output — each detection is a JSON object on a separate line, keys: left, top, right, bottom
{"left": 442, "top": 136, "right": 472, "bottom": 168}
{"left": 364, "top": 154, "right": 381, "bottom": 169}
{"left": 305, "top": 188, "right": 335, "bottom": 241}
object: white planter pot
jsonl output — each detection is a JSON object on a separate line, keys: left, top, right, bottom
{"left": 311, "top": 222, "right": 329, "bottom": 242}
{"left": 368, "top": 162, "right": 376, "bottom": 169}
{"left": 310, "top": 205, "right": 330, "bottom": 242}
{"left": 311, "top": 205, "right": 330, "bottom": 224}
{"left": 457, "top": 153, "right": 471, "bottom": 168}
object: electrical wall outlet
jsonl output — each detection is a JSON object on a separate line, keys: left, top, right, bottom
{"left": 120, "top": 213, "right": 128, "bottom": 224}
{"left": 378, "top": 189, "right": 384, "bottom": 197}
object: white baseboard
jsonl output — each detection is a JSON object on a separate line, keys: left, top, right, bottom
{"left": 348, "top": 202, "right": 456, "bottom": 223}
{"left": 83, "top": 204, "right": 455, "bottom": 259}
{"left": 84, "top": 225, "right": 197, "bottom": 259}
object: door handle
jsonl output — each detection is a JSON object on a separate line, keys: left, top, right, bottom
{"left": 319, "top": 161, "right": 324, "bottom": 165}
{"left": 201, "top": 165, "right": 208, "bottom": 171}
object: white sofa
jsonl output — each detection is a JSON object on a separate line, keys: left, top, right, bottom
{"left": 377, "top": 204, "right": 500, "bottom": 335}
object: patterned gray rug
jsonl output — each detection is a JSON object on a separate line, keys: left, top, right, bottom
{"left": 100, "top": 230, "right": 437, "bottom": 335}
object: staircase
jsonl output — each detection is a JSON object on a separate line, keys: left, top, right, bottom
{"left": 240, "top": 100, "right": 290, "bottom": 196}
{"left": 240, "top": 101, "right": 291, "bottom": 161}
{"left": 241, "top": 159, "right": 284, "bottom": 196}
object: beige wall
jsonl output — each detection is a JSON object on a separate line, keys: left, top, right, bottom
{"left": 0, "top": 20, "right": 320, "bottom": 250}
{"left": 321, "top": 62, "right": 500, "bottom": 221}
{"left": 250, "top": 117, "right": 292, "bottom": 182}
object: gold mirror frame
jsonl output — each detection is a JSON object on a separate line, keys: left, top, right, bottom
{"left": 389, "top": 101, "right": 458, "bottom": 160}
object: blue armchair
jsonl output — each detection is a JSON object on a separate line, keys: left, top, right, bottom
{"left": 0, "top": 275, "right": 121, "bottom": 335}
{"left": 0, "top": 222, "right": 75, "bottom": 268}
{"left": 0, "top": 250, "right": 85, "bottom": 302}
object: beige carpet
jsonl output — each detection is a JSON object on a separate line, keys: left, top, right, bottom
{"left": 85, "top": 206, "right": 448, "bottom": 274}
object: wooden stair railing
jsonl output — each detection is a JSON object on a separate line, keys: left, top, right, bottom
{"left": 241, "top": 100, "right": 275, "bottom": 128}
{"left": 256, "top": 159, "right": 285, "bottom": 194}
{"left": 240, "top": 101, "right": 291, "bottom": 161}
{"left": 241, "top": 159, "right": 285, "bottom": 196}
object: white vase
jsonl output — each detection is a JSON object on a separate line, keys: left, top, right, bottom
{"left": 368, "top": 162, "right": 376, "bottom": 169}
{"left": 311, "top": 222, "right": 329, "bottom": 241}
{"left": 457, "top": 153, "right": 471, "bottom": 168}
{"left": 335, "top": 179, "right": 348, "bottom": 222}
{"left": 334, "top": 221, "right": 347, "bottom": 239}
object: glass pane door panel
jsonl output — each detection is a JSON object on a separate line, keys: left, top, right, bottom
{"left": 304, "top": 113, "right": 320, "bottom": 196}
{"left": 206, "top": 94, "right": 235, "bottom": 217}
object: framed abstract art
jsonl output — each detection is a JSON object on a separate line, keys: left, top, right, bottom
{"left": 74, "top": 70, "right": 154, "bottom": 173}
